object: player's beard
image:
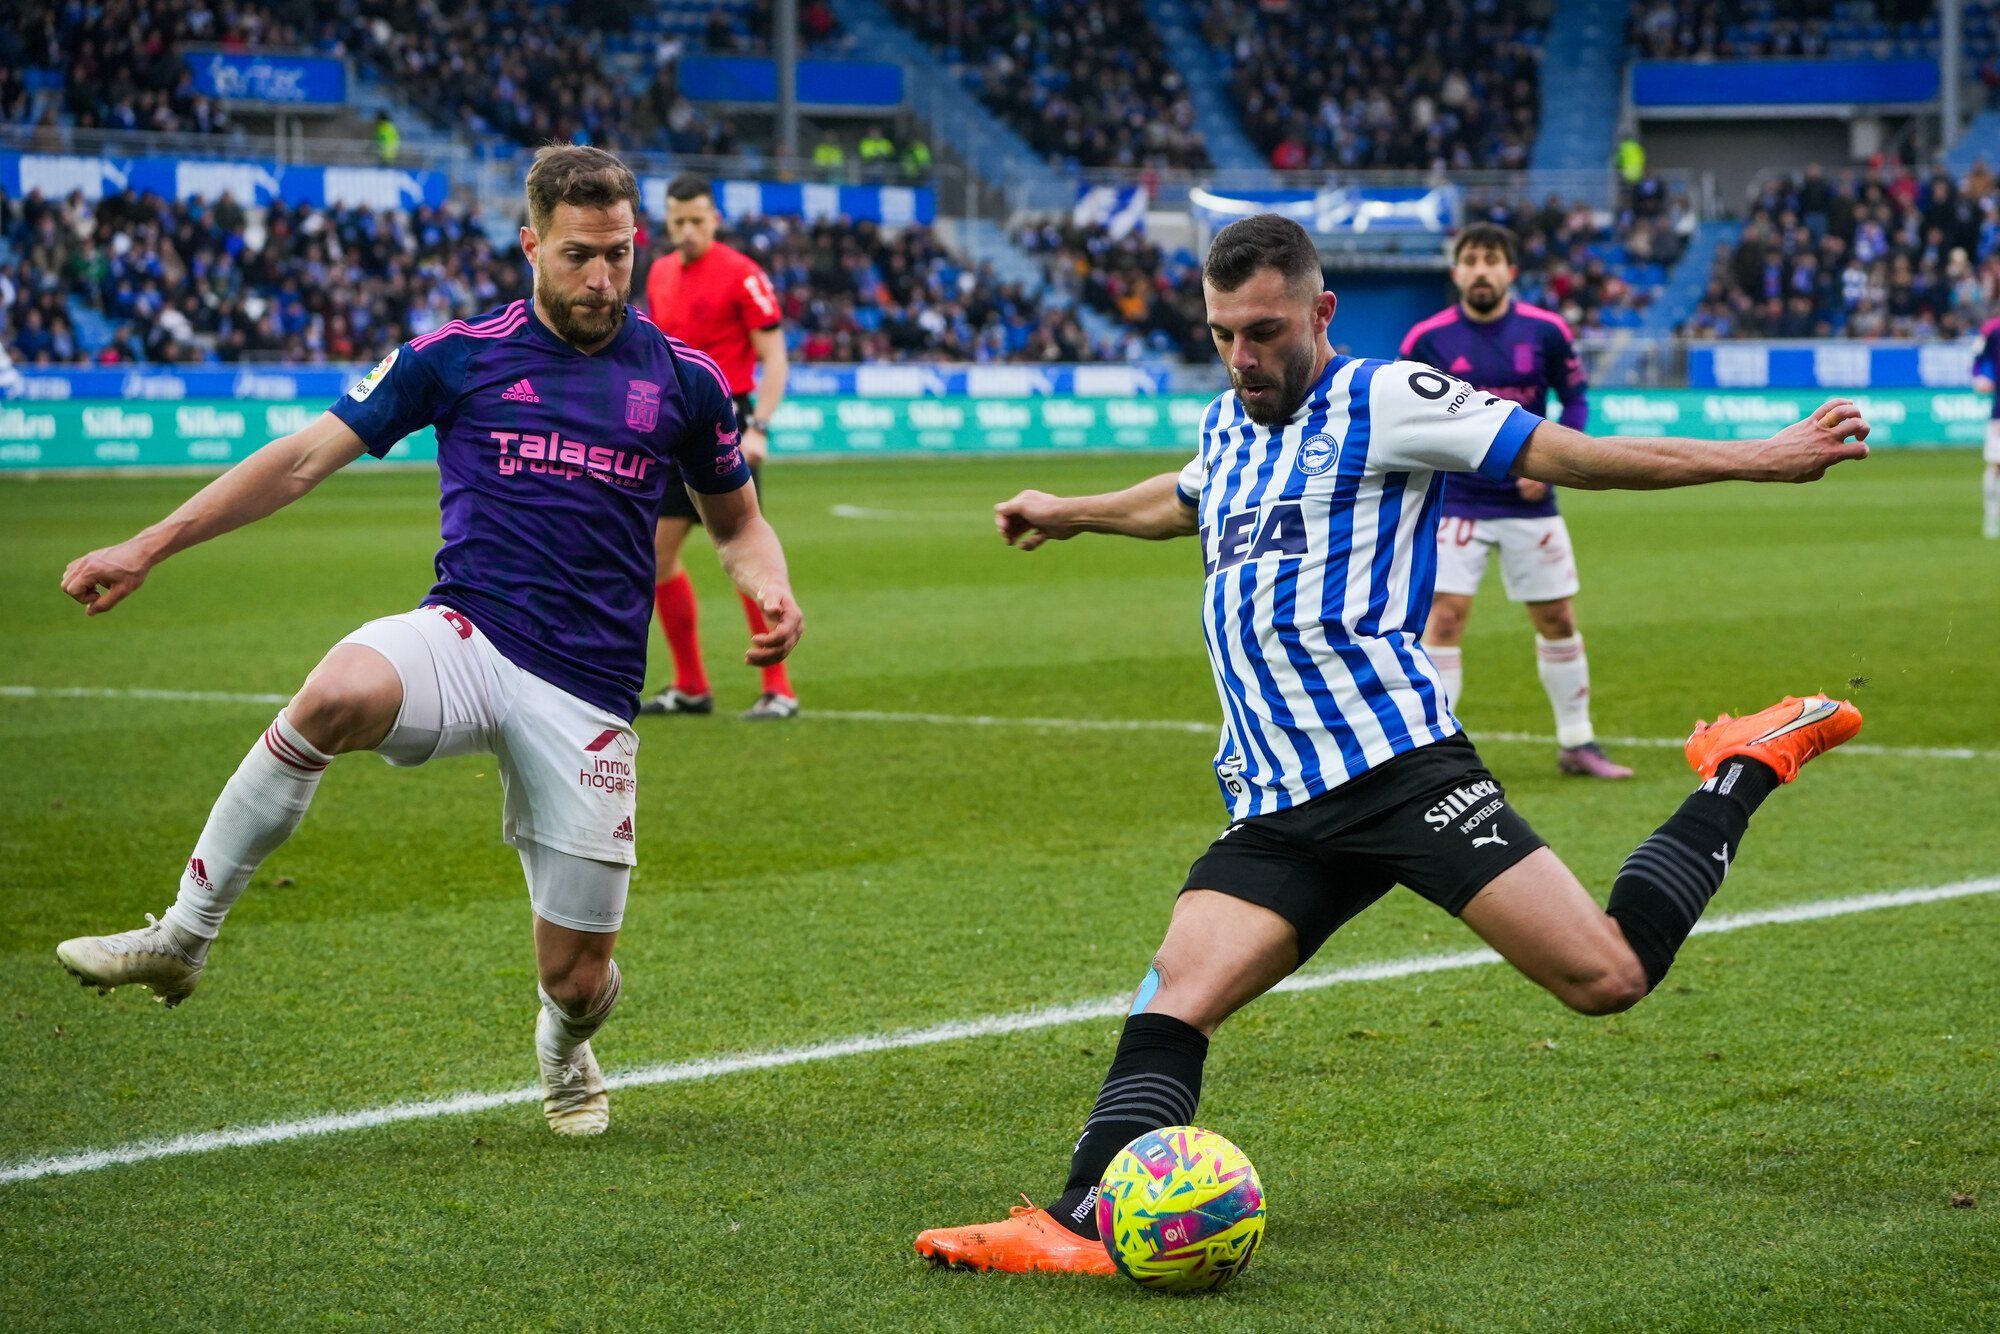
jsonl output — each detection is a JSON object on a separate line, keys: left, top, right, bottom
{"left": 1231, "top": 336, "right": 1318, "bottom": 426}
{"left": 1463, "top": 280, "right": 1506, "bottom": 316}
{"left": 539, "top": 275, "right": 629, "bottom": 347}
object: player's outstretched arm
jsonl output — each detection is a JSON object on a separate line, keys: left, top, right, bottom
{"left": 1513, "top": 399, "right": 1869, "bottom": 492}
{"left": 60, "top": 411, "right": 368, "bottom": 616}
{"left": 995, "top": 472, "right": 1197, "bottom": 550}
{"left": 693, "top": 485, "right": 802, "bottom": 666}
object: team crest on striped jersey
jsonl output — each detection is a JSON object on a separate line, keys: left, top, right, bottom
{"left": 1298, "top": 432, "right": 1337, "bottom": 475}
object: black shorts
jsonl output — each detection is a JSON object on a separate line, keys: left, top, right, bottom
{"left": 659, "top": 393, "right": 758, "bottom": 524}
{"left": 1181, "top": 735, "right": 1546, "bottom": 963}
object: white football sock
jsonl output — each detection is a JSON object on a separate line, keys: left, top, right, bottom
{"left": 1427, "top": 645, "right": 1463, "bottom": 710}
{"left": 1536, "top": 633, "right": 1595, "bottom": 748}
{"left": 162, "top": 712, "right": 331, "bottom": 940}
{"left": 537, "top": 962, "right": 622, "bottom": 1064}
{"left": 1984, "top": 467, "right": 1999, "bottom": 534}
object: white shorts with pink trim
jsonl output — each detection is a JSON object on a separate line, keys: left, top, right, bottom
{"left": 1433, "top": 514, "right": 1581, "bottom": 604}
{"left": 338, "top": 606, "right": 639, "bottom": 870}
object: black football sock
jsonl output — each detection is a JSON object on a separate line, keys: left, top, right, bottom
{"left": 1607, "top": 755, "right": 1781, "bottom": 991}
{"left": 1048, "top": 1011, "right": 1209, "bottom": 1240}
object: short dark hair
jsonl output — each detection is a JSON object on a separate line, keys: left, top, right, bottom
{"left": 1452, "top": 221, "right": 1520, "bottom": 266}
{"left": 524, "top": 144, "right": 640, "bottom": 233}
{"left": 666, "top": 174, "right": 713, "bottom": 204}
{"left": 1203, "top": 214, "right": 1322, "bottom": 298}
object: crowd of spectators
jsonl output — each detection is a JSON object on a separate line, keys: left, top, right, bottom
{"left": 732, "top": 213, "right": 1099, "bottom": 362}
{"left": 1, "top": 187, "right": 519, "bottom": 365}
{"left": 885, "top": 0, "right": 1209, "bottom": 171}
{"left": 1200, "top": 0, "right": 1545, "bottom": 172}
{"left": 1016, "top": 218, "right": 1208, "bottom": 362}
{"left": 1626, "top": 0, "right": 1974, "bottom": 59}
{"left": 1459, "top": 177, "right": 1697, "bottom": 333}
{"left": 4, "top": 0, "right": 319, "bottom": 138}
{"left": 698, "top": 0, "right": 846, "bottom": 53}
{"left": 336, "top": 1, "right": 734, "bottom": 158}
{"left": 1683, "top": 163, "right": 2000, "bottom": 340}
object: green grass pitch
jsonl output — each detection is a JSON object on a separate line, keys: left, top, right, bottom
{"left": 2, "top": 448, "right": 1997, "bottom": 1329}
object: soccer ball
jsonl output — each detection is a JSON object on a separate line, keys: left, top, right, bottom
{"left": 1096, "top": 1125, "right": 1265, "bottom": 1293}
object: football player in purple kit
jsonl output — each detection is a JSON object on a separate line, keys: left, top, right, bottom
{"left": 1402, "top": 222, "right": 1632, "bottom": 780}
{"left": 53, "top": 146, "right": 803, "bottom": 1137}
{"left": 1974, "top": 312, "right": 2000, "bottom": 540}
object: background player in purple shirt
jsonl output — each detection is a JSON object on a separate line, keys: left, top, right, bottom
{"left": 1402, "top": 222, "right": 1631, "bottom": 780}
{"left": 54, "top": 146, "right": 803, "bottom": 1138}
{"left": 1973, "top": 314, "right": 2000, "bottom": 539}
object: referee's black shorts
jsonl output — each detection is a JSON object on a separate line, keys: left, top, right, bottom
{"left": 660, "top": 392, "right": 760, "bottom": 524}
{"left": 1181, "top": 734, "right": 1547, "bottom": 963}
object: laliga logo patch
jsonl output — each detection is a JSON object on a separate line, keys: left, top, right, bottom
{"left": 625, "top": 379, "right": 660, "bottom": 432}
{"left": 347, "top": 348, "right": 398, "bottom": 402}
{"left": 1298, "top": 432, "right": 1337, "bottom": 475}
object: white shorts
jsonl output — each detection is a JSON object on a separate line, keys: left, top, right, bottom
{"left": 1433, "top": 515, "right": 1581, "bottom": 604}
{"left": 339, "top": 606, "right": 640, "bottom": 875}
{"left": 1984, "top": 420, "right": 2000, "bottom": 464}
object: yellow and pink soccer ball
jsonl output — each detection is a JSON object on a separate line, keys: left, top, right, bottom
{"left": 1096, "top": 1126, "right": 1265, "bottom": 1293}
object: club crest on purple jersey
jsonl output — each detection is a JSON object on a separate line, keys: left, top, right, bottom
{"left": 625, "top": 379, "right": 661, "bottom": 431}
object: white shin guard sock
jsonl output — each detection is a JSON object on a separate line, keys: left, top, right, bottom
{"left": 162, "top": 712, "right": 331, "bottom": 940}
{"left": 1427, "top": 645, "right": 1464, "bottom": 710}
{"left": 537, "top": 961, "right": 622, "bottom": 1064}
{"left": 1984, "top": 467, "right": 1999, "bottom": 532}
{"left": 1536, "top": 633, "right": 1595, "bottom": 749}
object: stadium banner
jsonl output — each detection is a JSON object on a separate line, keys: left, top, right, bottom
{"left": 1631, "top": 59, "right": 1938, "bottom": 110}
{"left": 1689, "top": 341, "right": 1978, "bottom": 390}
{"left": 638, "top": 177, "right": 934, "bottom": 227}
{"left": 0, "top": 152, "right": 449, "bottom": 211}
{"left": 1190, "top": 185, "right": 1459, "bottom": 237}
{"left": 10, "top": 361, "right": 1165, "bottom": 402}
{"left": 679, "top": 56, "right": 904, "bottom": 108}
{"left": 183, "top": 49, "right": 350, "bottom": 108}
{"left": 0, "top": 390, "right": 1987, "bottom": 472}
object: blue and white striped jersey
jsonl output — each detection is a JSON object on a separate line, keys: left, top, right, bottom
{"left": 1177, "top": 356, "right": 1540, "bottom": 819}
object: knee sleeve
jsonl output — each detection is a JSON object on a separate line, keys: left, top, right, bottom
{"left": 518, "top": 837, "right": 629, "bottom": 934}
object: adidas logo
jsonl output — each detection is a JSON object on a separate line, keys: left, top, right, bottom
{"left": 612, "top": 816, "right": 634, "bottom": 842}
{"left": 500, "top": 378, "right": 540, "bottom": 403}
{"left": 1450, "top": 355, "right": 1474, "bottom": 374}
{"left": 186, "top": 857, "right": 213, "bottom": 892}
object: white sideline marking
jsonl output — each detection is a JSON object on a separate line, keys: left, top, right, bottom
{"left": 4, "top": 685, "right": 1994, "bottom": 762}
{"left": 4, "top": 874, "right": 1996, "bottom": 1187}
{"left": 828, "top": 503, "right": 976, "bottom": 523}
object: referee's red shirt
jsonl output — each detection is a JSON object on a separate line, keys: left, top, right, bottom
{"left": 645, "top": 240, "right": 781, "bottom": 397}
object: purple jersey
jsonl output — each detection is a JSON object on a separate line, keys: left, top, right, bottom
{"left": 1976, "top": 317, "right": 2000, "bottom": 419}
{"left": 1400, "top": 300, "right": 1587, "bottom": 520}
{"left": 330, "top": 299, "right": 750, "bottom": 720}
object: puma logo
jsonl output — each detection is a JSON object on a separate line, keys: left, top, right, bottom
{"left": 1471, "top": 829, "right": 1509, "bottom": 849}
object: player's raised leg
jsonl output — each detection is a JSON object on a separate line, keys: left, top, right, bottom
{"left": 55, "top": 642, "right": 402, "bottom": 1006}
{"left": 915, "top": 890, "right": 1303, "bottom": 1274}
{"left": 1462, "top": 694, "right": 1861, "bottom": 1008}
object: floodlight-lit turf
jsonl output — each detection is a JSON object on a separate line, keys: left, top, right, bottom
{"left": 3, "top": 449, "right": 1996, "bottom": 1328}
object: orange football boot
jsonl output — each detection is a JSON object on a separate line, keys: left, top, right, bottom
{"left": 1685, "top": 694, "right": 1863, "bottom": 784}
{"left": 914, "top": 1196, "right": 1118, "bottom": 1276}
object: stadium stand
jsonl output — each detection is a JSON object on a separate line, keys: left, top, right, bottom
{"left": 883, "top": 0, "right": 1211, "bottom": 170}
{"left": 0, "top": 187, "right": 518, "bottom": 364}
{"left": 1681, "top": 162, "right": 2000, "bottom": 339}
{"left": 1016, "top": 217, "right": 1208, "bottom": 361}
{"left": 1626, "top": 0, "right": 1998, "bottom": 62}
{"left": 1197, "top": 0, "right": 1547, "bottom": 171}
{"left": 4, "top": 0, "right": 305, "bottom": 137}
{"left": 1461, "top": 180, "right": 1695, "bottom": 333}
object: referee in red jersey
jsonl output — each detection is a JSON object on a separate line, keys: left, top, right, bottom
{"left": 641, "top": 174, "right": 796, "bottom": 719}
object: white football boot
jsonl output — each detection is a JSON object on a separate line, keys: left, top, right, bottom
{"left": 55, "top": 914, "right": 208, "bottom": 1007}
{"left": 537, "top": 1009, "right": 610, "bottom": 1137}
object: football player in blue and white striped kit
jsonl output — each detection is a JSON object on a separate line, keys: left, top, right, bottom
{"left": 915, "top": 214, "right": 1870, "bottom": 1276}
